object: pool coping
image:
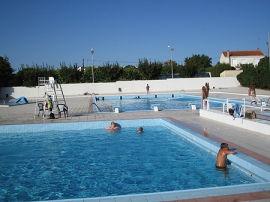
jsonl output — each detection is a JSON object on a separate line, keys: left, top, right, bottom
{"left": 1, "top": 118, "right": 270, "bottom": 202}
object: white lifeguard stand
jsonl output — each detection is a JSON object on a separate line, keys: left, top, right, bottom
{"left": 34, "top": 77, "right": 67, "bottom": 118}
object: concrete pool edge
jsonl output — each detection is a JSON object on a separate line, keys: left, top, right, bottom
{"left": 1, "top": 118, "right": 270, "bottom": 202}
{"left": 160, "top": 118, "right": 270, "bottom": 182}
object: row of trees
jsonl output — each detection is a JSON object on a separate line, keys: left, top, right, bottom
{"left": 1, "top": 55, "right": 269, "bottom": 89}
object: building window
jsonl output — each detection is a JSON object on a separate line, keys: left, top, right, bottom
{"left": 241, "top": 59, "right": 247, "bottom": 64}
{"left": 232, "top": 59, "right": 237, "bottom": 67}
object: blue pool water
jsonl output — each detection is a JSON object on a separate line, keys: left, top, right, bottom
{"left": 0, "top": 120, "right": 265, "bottom": 201}
{"left": 93, "top": 94, "right": 229, "bottom": 112}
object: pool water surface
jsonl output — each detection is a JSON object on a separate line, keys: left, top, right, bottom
{"left": 0, "top": 120, "right": 266, "bottom": 201}
{"left": 93, "top": 94, "right": 226, "bottom": 112}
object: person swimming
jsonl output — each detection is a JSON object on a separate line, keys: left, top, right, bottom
{"left": 137, "top": 127, "right": 143, "bottom": 133}
{"left": 105, "top": 121, "right": 120, "bottom": 131}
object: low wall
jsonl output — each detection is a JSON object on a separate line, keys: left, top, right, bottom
{"left": 200, "top": 109, "right": 270, "bottom": 136}
{"left": 0, "top": 77, "right": 240, "bottom": 99}
{"left": 220, "top": 70, "right": 243, "bottom": 77}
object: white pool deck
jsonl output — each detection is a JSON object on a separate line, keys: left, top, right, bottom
{"left": 1, "top": 86, "right": 270, "bottom": 202}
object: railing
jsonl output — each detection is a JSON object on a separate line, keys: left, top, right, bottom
{"left": 203, "top": 96, "right": 270, "bottom": 118}
{"left": 92, "top": 103, "right": 101, "bottom": 112}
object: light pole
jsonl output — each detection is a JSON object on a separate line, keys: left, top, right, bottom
{"left": 268, "top": 33, "right": 270, "bottom": 68}
{"left": 91, "top": 48, "right": 94, "bottom": 83}
{"left": 267, "top": 41, "right": 270, "bottom": 68}
{"left": 168, "top": 46, "right": 174, "bottom": 78}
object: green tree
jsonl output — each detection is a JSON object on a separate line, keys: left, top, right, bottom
{"left": 120, "top": 65, "right": 142, "bottom": 81}
{"left": 237, "top": 65, "right": 257, "bottom": 87}
{"left": 237, "top": 60, "right": 270, "bottom": 89}
{"left": 162, "top": 60, "right": 178, "bottom": 75}
{"left": 184, "top": 54, "right": 212, "bottom": 73}
{"left": 180, "top": 57, "right": 199, "bottom": 78}
{"left": 15, "top": 64, "right": 57, "bottom": 86}
{"left": 100, "top": 62, "right": 113, "bottom": 82}
{"left": 0, "top": 56, "right": 14, "bottom": 87}
{"left": 138, "top": 58, "right": 162, "bottom": 80}
{"left": 97, "top": 62, "right": 123, "bottom": 82}
{"left": 82, "top": 66, "right": 92, "bottom": 83}
{"left": 178, "top": 54, "right": 212, "bottom": 78}
{"left": 92, "top": 67, "right": 103, "bottom": 82}
{"left": 110, "top": 62, "right": 123, "bottom": 82}
{"left": 206, "top": 63, "right": 233, "bottom": 77}
{"left": 58, "top": 63, "right": 83, "bottom": 83}
{"left": 257, "top": 56, "right": 269, "bottom": 70}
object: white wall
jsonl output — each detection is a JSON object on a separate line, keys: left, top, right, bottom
{"left": 219, "top": 53, "right": 229, "bottom": 64}
{"left": 200, "top": 109, "right": 270, "bottom": 136}
{"left": 0, "top": 77, "right": 240, "bottom": 99}
{"left": 220, "top": 70, "right": 243, "bottom": 77}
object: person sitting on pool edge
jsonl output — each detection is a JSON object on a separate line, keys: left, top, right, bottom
{"left": 215, "top": 143, "right": 235, "bottom": 169}
{"left": 137, "top": 127, "right": 143, "bottom": 134}
{"left": 105, "top": 121, "right": 120, "bottom": 131}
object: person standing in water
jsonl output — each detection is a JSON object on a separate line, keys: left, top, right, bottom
{"left": 215, "top": 143, "right": 235, "bottom": 168}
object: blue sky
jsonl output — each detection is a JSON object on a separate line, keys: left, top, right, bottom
{"left": 1, "top": 0, "right": 269, "bottom": 71}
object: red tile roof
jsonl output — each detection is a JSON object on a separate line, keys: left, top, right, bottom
{"left": 222, "top": 50, "right": 264, "bottom": 57}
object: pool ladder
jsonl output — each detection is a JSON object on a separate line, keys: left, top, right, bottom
{"left": 92, "top": 103, "right": 101, "bottom": 112}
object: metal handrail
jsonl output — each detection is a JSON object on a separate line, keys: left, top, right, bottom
{"left": 92, "top": 103, "right": 101, "bottom": 112}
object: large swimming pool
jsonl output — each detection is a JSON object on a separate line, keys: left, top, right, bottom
{"left": 93, "top": 94, "right": 235, "bottom": 112}
{"left": 0, "top": 119, "right": 269, "bottom": 201}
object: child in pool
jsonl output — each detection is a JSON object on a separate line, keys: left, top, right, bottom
{"left": 137, "top": 127, "right": 143, "bottom": 134}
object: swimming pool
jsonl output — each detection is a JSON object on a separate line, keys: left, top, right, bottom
{"left": 93, "top": 94, "right": 236, "bottom": 112}
{"left": 0, "top": 119, "right": 270, "bottom": 201}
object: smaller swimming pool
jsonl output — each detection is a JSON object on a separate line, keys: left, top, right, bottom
{"left": 93, "top": 94, "right": 233, "bottom": 112}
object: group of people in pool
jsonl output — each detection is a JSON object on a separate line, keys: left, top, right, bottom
{"left": 105, "top": 121, "right": 143, "bottom": 134}
{"left": 106, "top": 121, "right": 234, "bottom": 168}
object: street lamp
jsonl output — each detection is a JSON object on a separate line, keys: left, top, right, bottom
{"left": 268, "top": 32, "right": 270, "bottom": 68}
{"left": 168, "top": 46, "right": 174, "bottom": 78}
{"left": 91, "top": 48, "right": 94, "bottom": 83}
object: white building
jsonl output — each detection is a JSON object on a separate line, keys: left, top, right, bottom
{"left": 219, "top": 50, "right": 265, "bottom": 67}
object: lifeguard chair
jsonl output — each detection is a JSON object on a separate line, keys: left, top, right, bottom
{"left": 35, "top": 77, "right": 68, "bottom": 118}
